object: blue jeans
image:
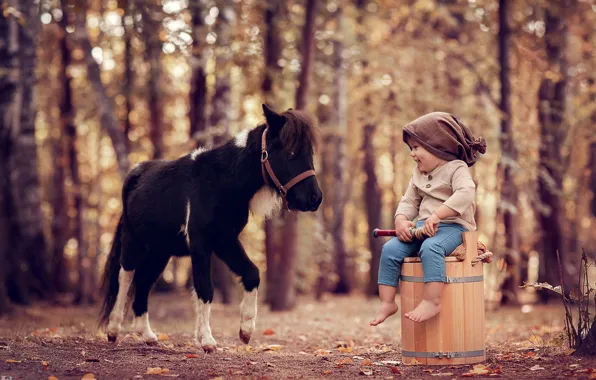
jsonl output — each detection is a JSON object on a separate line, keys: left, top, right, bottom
{"left": 377, "top": 221, "right": 468, "bottom": 287}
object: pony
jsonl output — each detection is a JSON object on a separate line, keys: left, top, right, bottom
{"left": 99, "top": 104, "right": 322, "bottom": 352}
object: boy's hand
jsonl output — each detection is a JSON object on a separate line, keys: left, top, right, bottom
{"left": 395, "top": 218, "right": 415, "bottom": 242}
{"left": 422, "top": 214, "right": 441, "bottom": 237}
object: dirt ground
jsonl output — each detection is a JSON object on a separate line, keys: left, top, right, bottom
{"left": 0, "top": 292, "right": 595, "bottom": 379}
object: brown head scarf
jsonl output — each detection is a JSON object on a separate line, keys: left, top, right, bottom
{"left": 403, "top": 112, "right": 487, "bottom": 167}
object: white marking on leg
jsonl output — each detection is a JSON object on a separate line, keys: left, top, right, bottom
{"left": 107, "top": 269, "right": 134, "bottom": 339}
{"left": 190, "top": 147, "right": 207, "bottom": 160}
{"left": 133, "top": 312, "right": 158, "bottom": 343}
{"left": 193, "top": 295, "right": 217, "bottom": 350}
{"left": 249, "top": 186, "right": 282, "bottom": 218}
{"left": 240, "top": 289, "right": 258, "bottom": 340}
{"left": 184, "top": 199, "right": 191, "bottom": 247}
{"left": 234, "top": 129, "right": 249, "bottom": 148}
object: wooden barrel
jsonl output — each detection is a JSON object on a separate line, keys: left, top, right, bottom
{"left": 400, "top": 231, "right": 485, "bottom": 365}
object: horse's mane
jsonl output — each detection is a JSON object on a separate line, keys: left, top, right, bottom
{"left": 279, "top": 109, "right": 317, "bottom": 155}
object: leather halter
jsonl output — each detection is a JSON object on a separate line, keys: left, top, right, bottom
{"left": 260, "top": 127, "right": 316, "bottom": 204}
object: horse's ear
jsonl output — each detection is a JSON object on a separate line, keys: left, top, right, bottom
{"left": 262, "top": 104, "right": 285, "bottom": 131}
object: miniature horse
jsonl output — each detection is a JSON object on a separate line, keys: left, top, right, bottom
{"left": 99, "top": 104, "right": 322, "bottom": 352}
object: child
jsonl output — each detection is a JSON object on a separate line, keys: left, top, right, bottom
{"left": 370, "top": 112, "right": 486, "bottom": 326}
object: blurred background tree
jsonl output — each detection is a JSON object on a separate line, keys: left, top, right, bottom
{"left": 0, "top": 0, "right": 594, "bottom": 315}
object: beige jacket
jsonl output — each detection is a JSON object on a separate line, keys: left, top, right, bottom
{"left": 394, "top": 160, "right": 477, "bottom": 231}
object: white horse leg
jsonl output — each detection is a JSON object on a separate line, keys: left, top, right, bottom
{"left": 194, "top": 297, "right": 217, "bottom": 352}
{"left": 107, "top": 268, "right": 134, "bottom": 342}
{"left": 239, "top": 288, "right": 258, "bottom": 344}
{"left": 133, "top": 312, "right": 158, "bottom": 344}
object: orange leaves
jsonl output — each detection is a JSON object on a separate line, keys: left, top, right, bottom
{"left": 81, "top": 374, "right": 96, "bottom": 380}
{"left": 185, "top": 353, "right": 199, "bottom": 359}
{"left": 146, "top": 367, "right": 170, "bottom": 375}
{"left": 157, "top": 333, "right": 169, "bottom": 341}
{"left": 461, "top": 364, "right": 502, "bottom": 377}
{"left": 5, "top": 359, "right": 22, "bottom": 363}
{"left": 263, "top": 328, "right": 276, "bottom": 336}
{"left": 31, "top": 327, "right": 61, "bottom": 337}
{"left": 461, "top": 364, "right": 490, "bottom": 376}
{"left": 261, "top": 344, "right": 283, "bottom": 352}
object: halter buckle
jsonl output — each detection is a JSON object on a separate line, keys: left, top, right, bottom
{"left": 261, "top": 150, "right": 269, "bottom": 162}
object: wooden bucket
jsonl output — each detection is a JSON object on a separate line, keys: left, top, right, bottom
{"left": 400, "top": 231, "right": 485, "bottom": 365}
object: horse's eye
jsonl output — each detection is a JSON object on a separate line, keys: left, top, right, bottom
{"left": 289, "top": 151, "right": 295, "bottom": 158}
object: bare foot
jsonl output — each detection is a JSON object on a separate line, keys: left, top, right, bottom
{"left": 405, "top": 300, "right": 441, "bottom": 322}
{"left": 370, "top": 302, "right": 398, "bottom": 326}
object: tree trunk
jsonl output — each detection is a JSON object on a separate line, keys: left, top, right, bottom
{"left": 272, "top": 0, "right": 317, "bottom": 311}
{"left": 0, "top": 132, "right": 11, "bottom": 312}
{"left": 146, "top": 34, "right": 164, "bottom": 159}
{"left": 8, "top": 0, "right": 54, "bottom": 299}
{"left": 261, "top": 1, "right": 283, "bottom": 305}
{"left": 0, "top": 12, "right": 26, "bottom": 307}
{"left": 189, "top": 2, "right": 208, "bottom": 145}
{"left": 207, "top": 3, "right": 238, "bottom": 303}
{"left": 536, "top": 1, "right": 571, "bottom": 299}
{"left": 210, "top": 4, "right": 234, "bottom": 147}
{"left": 74, "top": 13, "right": 129, "bottom": 180}
{"left": 354, "top": 0, "right": 382, "bottom": 296}
{"left": 496, "top": 0, "right": 521, "bottom": 305}
{"left": 121, "top": 0, "right": 133, "bottom": 152}
{"left": 53, "top": 13, "right": 74, "bottom": 294}
{"left": 363, "top": 124, "right": 383, "bottom": 296}
{"left": 0, "top": 14, "right": 14, "bottom": 308}
{"left": 331, "top": 6, "right": 352, "bottom": 294}
{"left": 590, "top": 142, "right": 596, "bottom": 217}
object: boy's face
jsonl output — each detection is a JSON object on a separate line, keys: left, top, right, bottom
{"left": 407, "top": 140, "right": 446, "bottom": 173}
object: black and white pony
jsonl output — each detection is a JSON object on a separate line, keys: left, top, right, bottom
{"left": 99, "top": 104, "right": 322, "bottom": 352}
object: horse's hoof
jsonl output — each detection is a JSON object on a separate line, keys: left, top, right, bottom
{"left": 107, "top": 335, "right": 117, "bottom": 343}
{"left": 202, "top": 344, "right": 216, "bottom": 353}
{"left": 239, "top": 329, "right": 251, "bottom": 344}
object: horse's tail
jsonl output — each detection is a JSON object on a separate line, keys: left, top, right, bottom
{"left": 98, "top": 166, "right": 141, "bottom": 327}
{"left": 98, "top": 215, "right": 123, "bottom": 328}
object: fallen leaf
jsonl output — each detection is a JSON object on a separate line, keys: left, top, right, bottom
{"left": 42, "top": 360, "right": 49, "bottom": 370}
{"left": 5, "top": 359, "right": 22, "bottom": 363}
{"left": 314, "top": 349, "right": 331, "bottom": 356}
{"left": 336, "top": 358, "right": 353, "bottom": 366}
{"left": 323, "top": 370, "right": 333, "bottom": 375}
{"left": 186, "top": 353, "right": 199, "bottom": 359}
{"left": 247, "top": 361, "right": 258, "bottom": 365}
{"left": 262, "top": 344, "right": 283, "bottom": 352}
{"left": 466, "top": 364, "right": 490, "bottom": 375}
{"left": 570, "top": 364, "right": 580, "bottom": 369}
{"left": 266, "top": 362, "right": 275, "bottom": 367}
{"left": 48, "top": 377, "right": 59, "bottom": 380}
{"left": 146, "top": 367, "right": 169, "bottom": 375}
{"left": 530, "top": 365, "right": 545, "bottom": 371}
{"left": 361, "top": 358, "right": 372, "bottom": 366}
{"left": 388, "top": 366, "right": 400, "bottom": 374}
{"left": 157, "top": 333, "right": 169, "bottom": 341}
{"left": 360, "top": 367, "right": 373, "bottom": 376}
{"left": 381, "top": 360, "right": 400, "bottom": 366}
{"left": 431, "top": 373, "right": 454, "bottom": 377}
{"left": 81, "top": 374, "right": 96, "bottom": 380}
{"left": 338, "top": 346, "right": 353, "bottom": 353}
{"left": 423, "top": 369, "right": 434, "bottom": 373}
{"left": 263, "top": 328, "right": 275, "bottom": 335}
